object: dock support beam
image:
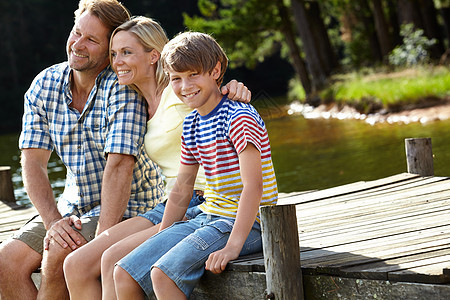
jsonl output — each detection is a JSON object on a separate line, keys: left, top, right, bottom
{"left": 405, "top": 138, "right": 434, "bottom": 176}
{"left": 0, "top": 166, "right": 15, "bottom": 203}
{"left": 261, "top": 204, "right": 304, "bottom": 300}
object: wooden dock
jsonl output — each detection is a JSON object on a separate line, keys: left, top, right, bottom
{"left": 0, "top": 201, "right": 36, "bottom": 243}
{"left": 196, "top": 172, "right": 450, "bottom": 299}
{"left": 2, "top": 172, "right": 450, "bottom": 299}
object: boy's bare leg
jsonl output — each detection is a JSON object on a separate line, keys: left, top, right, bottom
{"left": 0, "top": 239, "right": 42, "bottom": 300}
{"left": 151, "top": 267, "right": 187, "bottom": 300}
{"left": 114, "top": 265, "right": 146, "bottom": 300}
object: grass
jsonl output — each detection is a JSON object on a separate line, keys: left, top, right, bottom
{"left": 289, "top": 66, "right": 450, "bottom": 113}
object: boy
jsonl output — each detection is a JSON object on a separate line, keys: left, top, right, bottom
{"left": 113, "top": 32, "right": 277, "bottom": 299}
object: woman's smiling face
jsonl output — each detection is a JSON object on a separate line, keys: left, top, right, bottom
{"left": 110, "top": 30, "right": 153, "bottom": 86}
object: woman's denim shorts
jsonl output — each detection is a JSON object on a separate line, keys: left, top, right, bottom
{"left": 117, "top": 211, "right": 262, "bottom": 297}
{"left": 138, "top": 192, "right": 204, "bottom": 225}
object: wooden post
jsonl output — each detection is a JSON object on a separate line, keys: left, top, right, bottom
{"left": 405, "top": 138, "right": 434, "bottom": 176}
{"left": 260, "top": 204, "right": 304, "bottom": 300}
{"left": 0, "top": 166, "right": 16, "bottom": 203}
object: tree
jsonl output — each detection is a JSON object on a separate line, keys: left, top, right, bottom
{"left": 290, "top": 0, "right": 335, "bottom": 90}
{"left": 275, "top": 1, "right": 312, "bottom": 95}
{"left": 397, "top": 0, "right": 445, "bottom": 58}
{"left": 184, "top": 0, "right": 315, "bottom": 95}
{"left": 371, "top": 0, "right": 394, "bottom": 59}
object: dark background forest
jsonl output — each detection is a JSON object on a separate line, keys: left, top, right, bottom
{"left": 0, "top": 0, "right": 449, "bottom": 133}
{"left": 0, "top": 0, "right": 294, "bottom": 133}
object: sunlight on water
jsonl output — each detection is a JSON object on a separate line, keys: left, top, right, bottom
{"left": 265, "top": 114, "right": 450, "bottom": 192}
{"left": 1, "top": 113, "right": 450, "bottom": 204}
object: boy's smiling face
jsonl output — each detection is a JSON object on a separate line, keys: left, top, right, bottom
{"left": 169, "top": 62, "right": 222, "bottom": 116}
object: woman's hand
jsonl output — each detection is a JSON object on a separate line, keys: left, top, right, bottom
{"left": 221, "top": 79, "right": 251, "bottom": 103}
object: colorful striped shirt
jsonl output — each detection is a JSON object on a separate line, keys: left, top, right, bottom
{"left": 19, "top": 62, "right": 164, "bottom": 218}
{"left": 181, "top": 96, "right": 278, "bottom": 222}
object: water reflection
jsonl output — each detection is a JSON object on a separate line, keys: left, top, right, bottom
{"left": 267, "top": 114, "right": 450, "bottom": 192}
{"left": 1, "top": 113, "right": 450, "bottom": 204}
{"left": 0, "top": 133, "right": 66, "bottom": 205}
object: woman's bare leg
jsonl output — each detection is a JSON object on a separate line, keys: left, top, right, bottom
{"left": 63, "top": 217, "right": 154, "bottom": 300}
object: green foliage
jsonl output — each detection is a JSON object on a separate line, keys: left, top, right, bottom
{"left": 321, "top": 0, "right": 376, "bottom": 68}
{"left": 184, "top": 0, "right": 284, "bottom": 69}
{"left": 389, "top": 24, "right": 437, "bottom": 67}
{"left": 321, "top": 67, "right": 450, "bottom": 111}
{"left": 287, "top": 78, "right": 306, "bottom": 101}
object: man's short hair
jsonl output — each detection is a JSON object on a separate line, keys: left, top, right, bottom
{"left": 75, "top": 0, "right": 131, "bottom": 37}
{"left": 161, "top": 32, "right": 228, "bottom": 86}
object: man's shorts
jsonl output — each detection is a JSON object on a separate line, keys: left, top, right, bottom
{"left": 12, "top": 215, "right": 99, "bottom": 255}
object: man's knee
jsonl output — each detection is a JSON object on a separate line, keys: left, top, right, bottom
{"left": 0, "top": 239, "right": 41, "bottom": 279}
{"left": 42, "top": 233, "right": 87, "bottom": 274}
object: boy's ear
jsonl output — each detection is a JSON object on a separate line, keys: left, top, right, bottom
{"left": 149, "top": 49, "right": 161, "bottom": 65}
{"left": 211, "top": 61, "right": 221, "bottom": 80}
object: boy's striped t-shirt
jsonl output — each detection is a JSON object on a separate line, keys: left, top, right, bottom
{"left": 180, "top": 96, "right": 278, "bottom": 222}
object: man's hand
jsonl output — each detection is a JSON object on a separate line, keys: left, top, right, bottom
{"left": 43, "top": 215, "right": 83, "bottom": 251}
{"left": 221, "top": 79, "right": 251, "bottom": 103}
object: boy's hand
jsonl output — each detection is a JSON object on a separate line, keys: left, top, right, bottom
{"left": 205, "top": 246, "right": 241, "bottom": 274}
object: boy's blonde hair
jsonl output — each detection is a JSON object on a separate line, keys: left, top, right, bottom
{"left": 110, "top": 16, "right": 170, "bottom": 96}
{"left": 161, "top": 32, "right": 228, "bottom": 86}
{"left": 75, "top": 0, "right": 131, "bottom": 38}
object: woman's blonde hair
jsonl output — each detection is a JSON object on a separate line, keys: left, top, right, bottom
{"left": 110, "top": 16, "right": 169, "bottom": 97}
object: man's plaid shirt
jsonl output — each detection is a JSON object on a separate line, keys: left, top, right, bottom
{"left": 19, "top": 62, "right": 164, "bottom": 218}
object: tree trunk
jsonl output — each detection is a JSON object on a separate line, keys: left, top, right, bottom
{"left": 357, "top": 0, "right": 383, "bottom": 62}
{"left": 417, "top": 0, "right": 445, "bottom": 58}
{"left": 440, "top": 7, "right": 450, "bottom": 47}
{"left": 397, "top": 0, "right": 423, "bottom": 27}
{"left": 276, "top": 1, "right": 312, "bottom": 96}
{"left": 307, "top": 1, "right": 338, "bottom": 75}
{"left": 387, "top": 0, "right": 402, "bottom": 47}
{"left": 371, "top": 0, "right": 393, "bottom": 58}
{"left": 290, "top": 0, "right": 327, "bottom": 90}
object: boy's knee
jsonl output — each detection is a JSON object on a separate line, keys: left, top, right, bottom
{"left": 113, "top": 265, "right": 129, "bottom": 284}
{"left": 151, "top": 267, "right": 168, "bottom": 286}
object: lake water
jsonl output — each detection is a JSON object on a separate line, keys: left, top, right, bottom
{"left": 2, "top": 109, "right": 450, "bottom": 205}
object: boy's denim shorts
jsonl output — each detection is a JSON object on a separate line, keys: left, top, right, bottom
{"left": 117, "top": 210, "right": 262, "bottom": 298}
{"left": 138, "top": 192, "right": 204, "bottom": 225}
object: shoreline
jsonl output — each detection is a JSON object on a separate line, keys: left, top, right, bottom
{"left": 287, "top": 100, "right": 450, "bottom": 125}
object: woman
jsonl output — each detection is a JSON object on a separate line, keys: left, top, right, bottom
{"left": 63, "top": 16, "right": 251, "bottom": 300}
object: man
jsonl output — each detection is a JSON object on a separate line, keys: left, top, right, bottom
{"left": 0, "top": 1, "right": 164, "bottom": 299}
{"left": 0, "top": 0, "right": 250, "bottom": 298}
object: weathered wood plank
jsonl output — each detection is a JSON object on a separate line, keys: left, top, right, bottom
{"left": 280, "top": 173, "right": 421, "bottom": 205}
{"left": 0, "top": 202, "right": 36, "bottom": 243}
{"left": 389, "top": 261, "right": 450, "bottom": 284}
